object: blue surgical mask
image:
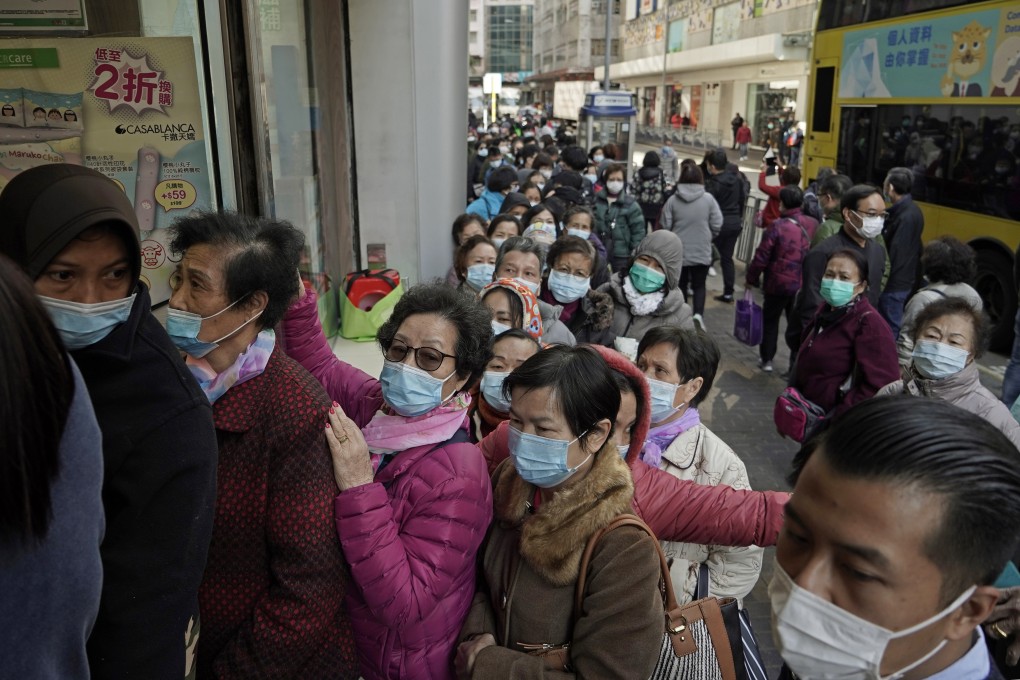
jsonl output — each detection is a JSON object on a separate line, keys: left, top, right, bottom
{"left": 508, "top": 426, "right": 592, "bottom": 488}
{"left": 567, "top": 227, "right": 590, "bottom": 240}
{"left": 166, "top": 297, "right": 257, "bottom": 358}
{"left": 380, "top": 359, "right": 457, "bottom": 417}
{"left": 548, "top": 269, "right": 590, "bottom": 304}
{"left": 491, "top": 319, "right": 513, "bottom": 336}
{"left": 593, "top": 154, "right": 605, "bottom": 163}
{"left": 618, "top": 443, "right": 630, "bottom": 459}
{"left": 492, "top": 237, "right": 506, "bottom": 249}
{"left": 584, "top": 173, "right": 597, "bottom": 184}
{"left": 466, "top": 263, "right": 495, "bottom": 291}
{"left": 39, "top": 293, "right": 137, "bottom": 350}
{"left": 480, "top": 371, "right": 511, "bottom": 412}
{"left": 489, "top": 158, "right": 502, "bottom": 168}
{"left": 648, "top": 376, "right": 684, "bottom": 424}
{"left": 515, "top": 277, "right": 540, "bottom": 296}
{"left": 912, "top": 340, "right": 969, "bottom": 380}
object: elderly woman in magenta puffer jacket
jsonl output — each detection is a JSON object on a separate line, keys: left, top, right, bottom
{"left": 281, "top": 281, "right": 494, "bottom": 680}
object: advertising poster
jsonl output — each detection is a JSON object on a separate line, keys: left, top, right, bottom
{"left": 0, "top": 37, "right": 212, "bottom": 304}
{"left": 839, "top": 6, "right": 1020, "bottom": 99}
{"left": 0, "top": 0, "right": 86, "bottom": 32}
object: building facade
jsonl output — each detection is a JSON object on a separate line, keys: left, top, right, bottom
{"left": 598, "top": 0, "right": 812, "bottom": 146}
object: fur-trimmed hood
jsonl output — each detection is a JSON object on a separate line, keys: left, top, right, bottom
{"left": 580, "top": 287, "right": 615, "bottom": 332}
{"left": 491, "top": 439, "right": 635, "bottom": 586}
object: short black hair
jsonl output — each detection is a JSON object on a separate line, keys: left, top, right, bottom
{"left": 487, "top": 166, "right": 519, "bottom": 192}
{"left": 522, "top": 202, "right": 561, "bottom": 229}
{"left": 493, "top": 326, "right": 541, "bottom": 352}
{"left": 840, "top": 183, "right": 883, "bottom": 213}
{"left": 679, "top": 160, "right": 704, "bottom": 185}
{"left": 911, "top": 296, "right": 989, "bottom": 358}
{"left": 546, "top": 235, "right": 595, "bottom": 271}
{"left": 827, "top": 248, "right": 870, "bottom": 285}
{"left": 561, "top": 145, "right": 588, "bottom": 172}
{"left": 0, "top": 254, "right": 71, "bottom": 545}
{"left": 169, "top": 211, "right": 303, "bottom": 329}
{"left": 820, "top": 173, "right": 853, "bottom": 202}
{"left": 452, "top": 213, "right": 486, "bottom": 248}
{"left": 503, "top": 345, "right": 621, "bottom": 451}
{"left": 790, "top": 396, "right": 1020, "bottom": 602}
{"left": 561, "top": 205, "right": 595, "bottom": 231}
{"left": 603, "top": 162, "right": 627, "bottom": 182}
{"left": 885, "top": 167, "right": 913, "bottom": 196}
{"left": 636, "top": 326, "right": 720, "bottom": 407}
{"left": 780, "top": 166, "right": 801, "bottom": 186}
{"left": 921, "top": 237, "right": 976, "bottom": 285}
{"left": 533, "top": 152, "right": 553, "bottom": 170}
{"left": 496, "top": 235, "right": 546, "bottom": 272}
{"left": 780, "top": 185, "right": 804, "bottom": 210}
{"left": 454, "top": 234, "right": 495, "bottom": 280}
{"left": 643, "top": 150, "right": 662, "bottom": 168}
{"left": 487, "top": 214, "right": 522, "bottom": 240}
{"left": 377, "top": 281, "right": 493, "bottom": 387}
{"left": 707, "top": 149, "right": 727, "bottom": 171}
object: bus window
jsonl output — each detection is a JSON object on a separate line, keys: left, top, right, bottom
{"left": 811, "top": 67, "right": 836, "bottom": 134}
{"left": 818, "top": 0, "right": 971, "bottom": 31}
{"left": 836, "top": 107, "right": 878, "bottom": 185}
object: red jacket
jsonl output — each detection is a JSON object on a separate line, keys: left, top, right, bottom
{"left": 794, "top": 297, "right": 901, "bottom": 416}
{"left": 735, "top": 126, "right": 752, "bottom": 144}
{"left": 758, "top": 170, "right": 784, "bottom": 228}
{"left": 197, "top": 347, "right": 358, "bottom": 678}
{"left": 282, "top": 288, "right": 493, "bottom": 679}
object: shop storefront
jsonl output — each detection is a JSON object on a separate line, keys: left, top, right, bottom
{"left": 0, "top": 0, "right": 355, "bottom": 330}
{"left": 745, "top": 81, "right": 799, "bottom": 149}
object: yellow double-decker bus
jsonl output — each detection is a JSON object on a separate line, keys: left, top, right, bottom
{"left": 804, "top": 0, "right": 1020, "bottom": 349}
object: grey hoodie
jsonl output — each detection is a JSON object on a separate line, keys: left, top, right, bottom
{"left": 660, "top": 184, "right": 723, "bottom": 266}
{"left": 597, "top": 230, "right": 694, "bottom": 341}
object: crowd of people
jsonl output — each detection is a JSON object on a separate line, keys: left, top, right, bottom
{"left": 1, "top": 119, "right": 1019, "bottom": 680}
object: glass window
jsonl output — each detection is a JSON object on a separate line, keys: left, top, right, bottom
{"left": 487, "top": 5, "right": 533, "bottom": 73}
{"left": 470, "top": 9, "right": 478, "bottom": 22}
{"left": 667, "top": 18, "right": 686, "bottom": 53}
{"left": 817, "top": 0, "right": 972, "bottom": 31}
{"left": 836, "top": 104, "right": 1020, "bottom": 221}
{"left": 811, "top": 67, "right": 836, "bottom": 134}
{"left": 711, "top": 2, "right": 741, "bottom": 45}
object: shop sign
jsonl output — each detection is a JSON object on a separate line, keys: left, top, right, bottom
{"left": 0, "top": 37, "right": 214, "bottom": 304}
{"left": 839, "top": 6, "right": 1020, "bottom": 98}
{"left": 0, "top": 0, "right": 86, "bottom": 33}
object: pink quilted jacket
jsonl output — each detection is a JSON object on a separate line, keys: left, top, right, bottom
{"left": 282, "top": 288, "right": 493, "bottom": 679}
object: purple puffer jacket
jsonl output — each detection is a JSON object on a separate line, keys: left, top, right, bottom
{"left": 281, "top": 288, "right": 494, "bottom": 680}
{"left": 746, "top": 209, "right": 814, "bottom": 296}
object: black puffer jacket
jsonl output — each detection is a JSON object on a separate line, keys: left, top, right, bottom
{"left": 705, "top": 166, "right": 748, "bottom": 234}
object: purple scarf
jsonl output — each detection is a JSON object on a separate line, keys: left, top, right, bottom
{"left": 641, "top": 407, "right": 701, "bottom": 468}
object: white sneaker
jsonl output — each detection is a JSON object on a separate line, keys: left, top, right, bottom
{"left": 708, "top": 266, "right": 718, "bottom": 277}
{"left": 760, "top": 360, "right": 773, "bottom": 373}
{"left": 693, "top": 314, "right": 706, "bottom": 331}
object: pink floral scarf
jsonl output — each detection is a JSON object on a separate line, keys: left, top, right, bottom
{"left": 186, "top": 329, "right": 276, "bottom": 404}
{"left": 362, "top": 393, "right": 472, "bottom": 467}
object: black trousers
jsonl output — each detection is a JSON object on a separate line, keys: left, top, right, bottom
{"left": 680, "top": 264, "right": 710, "bottom": 316}
{"left": 713, "top": 231, "right": 740, "bottom": 297}
{"left": 761, "top": 292, "right": 796, "bottom": 363}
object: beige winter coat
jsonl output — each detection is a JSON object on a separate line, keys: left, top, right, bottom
{"left": 658, "top": 423, "right": 764, "bottom": 606}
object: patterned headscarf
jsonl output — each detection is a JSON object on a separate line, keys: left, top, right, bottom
{"left": 479, "top": 278, "right": 544, "bottom": 341}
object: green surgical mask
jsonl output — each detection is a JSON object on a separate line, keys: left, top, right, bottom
{"left": 819, "top": 277, "right": 858, "bottom": 307}
{"left": 629, "top": 262, "right": 666, "bottom": 294}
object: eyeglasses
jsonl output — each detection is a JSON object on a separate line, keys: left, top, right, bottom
{"left": 384, "top": 341, "right": 456, "bottom": 372}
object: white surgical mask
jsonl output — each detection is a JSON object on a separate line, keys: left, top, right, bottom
{"left": 514, "top": 277, "right": 540, "bottom": 295}
{"left": 853, "top": 210, "right": 885, "bottom": 239}
{"left": 769, "top": 561, "right": 976, "bottom": 680}
{"left": 478, "top": 148, "right": 489, "bottom": 158}
{"left": 566, "top": 227, "right": 590, "bottom": 240}
{"left": 606, "top": 180, "right": 624, "bottom": 195}
{"left": 593, "top": 154, "right": 605, "bottom": 163}
{"left": 539, "top": 169, "right": 553, "bottom": 180}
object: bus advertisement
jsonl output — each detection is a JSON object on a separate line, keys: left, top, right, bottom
{"left": 804, "top": 0, "right": 1020, "bottom": 348}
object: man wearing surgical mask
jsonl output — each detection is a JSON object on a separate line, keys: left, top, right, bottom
{"left": 878, "top": 167, "right": 925, "bottom": 338}
{"left": 0, "top": 163, "right": 218, "bottom": 678}
{"left": 790, "top": 184, "right": 888, "bottom": 361}
{"left": 773, "top": 396, "right": 1019, "bottom": 680}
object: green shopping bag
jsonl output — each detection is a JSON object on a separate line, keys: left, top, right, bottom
{"left": 339, "top": 269, "right": 403, "bottom": 341}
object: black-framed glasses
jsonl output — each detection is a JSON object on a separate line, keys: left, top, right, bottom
{"left": 384, "top": 341, "right": 456, "bottom": 372}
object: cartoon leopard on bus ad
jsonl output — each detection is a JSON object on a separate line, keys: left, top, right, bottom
{"left": 941, "top": 20, "right": 992, "bottom": 97}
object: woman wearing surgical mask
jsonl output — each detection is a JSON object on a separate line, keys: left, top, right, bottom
{"left": 559, "top": 205, "right": 611, "bottom": 287}
{"left": 479, "top": 278, "right": 544, "bottom": 340}
{"left": 593, "top": 163, "right": 647, "bottom": 272}
{"left": 485, "top": 213, "right": 522, "bottom": 250}
{"left": 287, "top": 281, "right": 494, "bottom": 679}
{"left": 493, "top": 236, "right": 576, "bottom": 346}
{"left": 790, "top": 249, "right": 899, "bottom": 417}
{"left": 446, "top": 213, "right": 487, "bottom": 286}
{"left": 453, "top": 234, "right": 497, "bottom": 293}
{"left": 0, "top": 164, "right": 218, "bottom": 678}
{"left": 598, "top": 230, "right": 695, "bottom": 350}
{"left": 635, "top": 327, "right": 763, "bottom": 606}
{"left": 878, "top": 297, "right": 1020, "bottom": 449}
{"left": 474, "top": 328, "right": 541, "bottom": 438}
{"left": 539, "top": 234, "right": 616, "bottom": 346}
{"left": 167, "top": 213, "right": 357, "bottom": 677}
{"left": 455, "top": 346, "right": 664, "bottom": 679}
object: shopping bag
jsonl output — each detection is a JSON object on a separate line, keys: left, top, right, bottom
{"left": 340, "top": 269, "right": 403, "bottom": 341}
{"left": 733, "top": 290, "right": 763, "bottom": 346}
